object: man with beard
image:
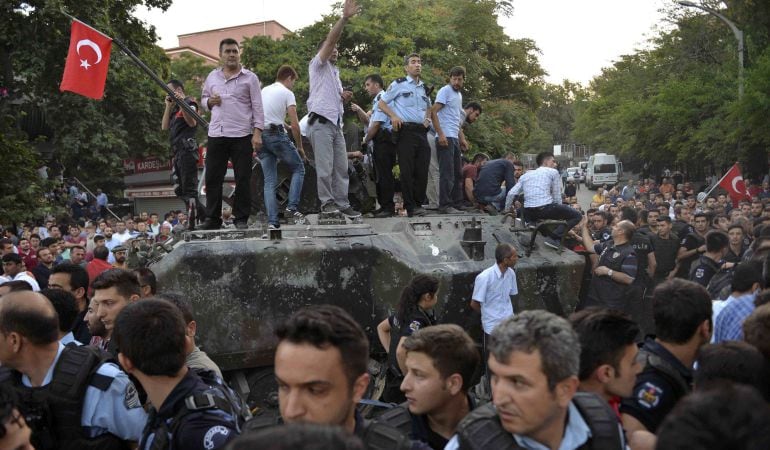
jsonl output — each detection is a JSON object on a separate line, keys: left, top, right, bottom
{"left": 462, "top": 153, "right": 489, "bottom": 208}
{"left": 260, "top": 305, "right": 417, "bottom": 449}
{"left": 111, "top": 245, "right": 128, "bottom": 270}
{"left": 48, "top": 262, "right": 92, "bottom": 344}
{"left": 580, "top": 219, "right": 638, "bottom": 312}
{"left": 676, "top": 212, "right": 710, "bottom": 278}
{"left": 32, "top": 247, "right": 55, "bottom": 289}
{"left": 430, "top": 67, "right": 466, "bottom": 214}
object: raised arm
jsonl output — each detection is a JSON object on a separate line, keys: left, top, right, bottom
{"left": 318, "top": 0, "right": 358, "bottom": 63}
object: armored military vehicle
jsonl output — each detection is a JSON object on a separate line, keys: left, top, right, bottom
{"left": 149, "top": 213, "right": 585, "bottom": 407}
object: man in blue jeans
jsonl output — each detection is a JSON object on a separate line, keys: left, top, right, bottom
{"left": 505, "top": 151, "right": 582, "bottom": 249}
{"left": 260, "top": 65, "right": 306, "bottom": 229}
{"left": 473, "top": 153, "right": 518, "bottom": 214}
{"left": 431, "top": 66, "right": 466, "bottom": 214}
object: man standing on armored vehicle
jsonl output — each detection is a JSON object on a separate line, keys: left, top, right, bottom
{"left": 200, "top": 38, "right": 264, "bottom": 230}
{"left": 378, "top": 53, "right": 433, "bottom": 218}
{"left": 162, "top": 79, "right": 201, "bottom": 228}
{"left": 307, "top": 0, "right": 361, "bottom": 219}
{"left": 430, "top": 67, "right": 466, "bottom": 215}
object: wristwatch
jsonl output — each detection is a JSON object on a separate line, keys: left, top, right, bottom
{"left": 607, "top": 269, "right": 613, "bottom": 277}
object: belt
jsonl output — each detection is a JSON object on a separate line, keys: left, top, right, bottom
{"left": 265, "top": 124, "right": 285, "bottom": 133}
{"left": 401, "top": 122, "right": 428, "bottom": 131}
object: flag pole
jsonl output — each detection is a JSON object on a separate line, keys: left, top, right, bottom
{"left": 701, "top": 162, "right": 739, "bottom": 199}
{"left": 59, "top": 9, "right": 208, "bottom": 129}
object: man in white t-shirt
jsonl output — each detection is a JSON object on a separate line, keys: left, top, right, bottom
{"left": 260, "top": 65, "right": 307, "bottom": 229}
{"left": 470, "top": 243, "right": 519, "bottom": 337}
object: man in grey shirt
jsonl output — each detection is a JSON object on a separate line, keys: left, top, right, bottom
{"left": 306, "top": 0, "right": 360, "bottom": 218}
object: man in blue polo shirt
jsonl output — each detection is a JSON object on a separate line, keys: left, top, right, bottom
{"left": 431, "top": 66, "right": 466, "bottom": 214}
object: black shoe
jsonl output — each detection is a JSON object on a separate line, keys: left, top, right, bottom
{"left": 438, "top": 206, "right": 463, "bottom": 214}
{"left": 374, "top": 209, "right": 395, "bottom": 218}
{"left": 340, "top": 206, "right": 361, "bottom": 217}
{"left": 321, "top": 201, "right": 340, "bottom": 214}
{"left": 409, "top": 208, "right": 427, "bottom": 217}
{"left": 200, "top": 219, "right": 221, "bottom": 230}
{"left": 235, "top": 221, "right": 249, "bottom": 230}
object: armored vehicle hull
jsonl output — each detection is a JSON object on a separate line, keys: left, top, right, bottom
{"left": 150, "top": 214, "right": 584, "bottom": 402}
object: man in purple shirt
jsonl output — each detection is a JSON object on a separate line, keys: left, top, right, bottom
{"left": 306, "top": 0, "right": 360, "bottom": 218}
{"left": 200, "top": 38, "right": 264, "bottom": 230}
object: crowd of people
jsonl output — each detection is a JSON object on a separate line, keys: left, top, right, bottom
{"left": 5, "top": 0, "right": 770, "bottom": 448}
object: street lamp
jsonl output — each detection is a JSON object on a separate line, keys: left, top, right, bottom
{"left": 677, "top": 1, "right": 744, "bottom": 100}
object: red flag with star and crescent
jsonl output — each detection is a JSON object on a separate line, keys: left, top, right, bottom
{"left": 60, "top": 21, "right": 112, "bottom": 100}
{"left": 717, "top": 163, "right": 751, "bottom": 207}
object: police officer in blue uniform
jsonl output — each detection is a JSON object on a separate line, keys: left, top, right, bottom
{"left": 378, "top": 53, "right": 433, "bottom": 217}
{"left": 363, "top": 74, "right": 398, "bottom": 218}
{"left": 0, "top": 291, "right": 147, "bottom": 449}
{"left": 112, "top": 299, "right": 247, "bottom": 450}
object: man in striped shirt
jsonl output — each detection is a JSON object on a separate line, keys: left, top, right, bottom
{"left": 505, "top": 152, "right": 582, "bottom": 249}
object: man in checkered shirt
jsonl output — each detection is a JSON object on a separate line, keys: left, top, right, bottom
{"left": 505, "top": 152, "right": 582, "bottom": 249}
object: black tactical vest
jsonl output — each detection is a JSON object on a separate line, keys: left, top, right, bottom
{"left": 456, "top": 392, "right": 623, "bottom": 450}
{"left": 0, "top": 345, "right": 128, "bottom": 450}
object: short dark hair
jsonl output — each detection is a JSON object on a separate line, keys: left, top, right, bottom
{"left": 536, "top": 152, "right": 554, "bottom": 166}
{"left": 652, "top": 279, "right": 712, "bottom": 344}
{"left": 449, "top": 66, "right": 465, "bottom": 78}
{"left": 93, "top": 234, "right": 105, "bottom": 243}
{"left": 744, "top": 304, "right": 770, "bottom": 360}
{"left": 51, "top": 262, "right": 89, "bottom": 294}
{"left": 275, "top": 305, "right": 368, "bottom": 386}
{"left": 402, "top": 324, "right": 479, "bottom": 391}
{"left": 92, "top": 269, "right": 141, "bottom": 299}
{"left": 219, "top": 38, "right": 239, "bottom": 53}
{"left": 620, "top": 207, "right": 638, "bottom": 224}
{"left": 227, "top": 423, "right": 365, "bottom": 450}
{"left": 705, "top": 230, "right": 729, "bottom": 253}
{"left": 0, "top": 280, "right": 32, "bottom": 292}
{"left": 167, "top": 79, "right": 184, "bottom": 91}
{"left": 570, "top": 309, "right": 640, "bottom": 381}
{"left": 2, "top": 253, "right": 21, "bottom": 264}
{"left": 41, "top": 237, "right": 57, "bottom": 248}
{"left": 464, "top": 102, "right": 482, "bottom": 114}
{"left": 134, "top": 267, "right": 157, "bottom": 295}
{"left": 656, "top": 384, "right": 770, "bottom": 450}
{"left": 156, "top": 291, "right": 194, "bottom": 324}
{"left": 275, "top": 65, "right": 298, "bottom": 81}
{"left": 40, "top": 288, "right": 78, "bottom": 333}
{"left": 472, "top": 153, "right": 489, "bottom": 164}
{"left": 364, "top": 74, "right": 384, "bottom": 88}
{"left": 695, "top": 341, "right": 770, "bottom": 401}
{"left": 731, "top": 260, "right": 762, "bottom": 293}
{"left": 494, "top": 243, "right": 515, "bottom": 264}
{"left": 0, "top": 382, "right": 22, "bottom": 440}
{"left": 0, "top": 292, "right": 59, "bottom": 345}
{"left": 113, "top": 299, "right": 187, "bottom": 376}
{"left": 694, "top": 212, "right": 708, "bottom": 221}
{"left": 403, "top": 52, "right": 421, "bottom": 65}
{"left": 93, "top": 245, "right": 109, "bottom": 261}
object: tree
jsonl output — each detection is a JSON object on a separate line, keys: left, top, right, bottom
{"left": 1, "top": 0, "right": 173, "bottom": 200}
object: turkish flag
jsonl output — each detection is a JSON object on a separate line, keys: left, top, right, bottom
{"left": 717, "top": 163, "right": 750, "bottom": 206}
{"left": 60, "top": 21, "right": 112, "bottom": 100}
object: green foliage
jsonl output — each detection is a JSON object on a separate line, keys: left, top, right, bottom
{"left": 1, "top": 0, "right": 173, "bottom": 198}
{"left": 239, "top": 0, "right": 546, "bottom": 157}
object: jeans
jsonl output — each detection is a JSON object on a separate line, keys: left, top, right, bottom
{"left": 437, "top": 136, "right": 462, "bottom": 208}
{"left": 478, "top": 188, "right": 506, "bottom": 211}
{"left": 261, "top": 131, "right": 305, "bottom": 226}
{"left": 525, "top": 203, "right": 583, "bottom": 240}
{"left": 205, "top": 135, "right": 252, "bottom": 223}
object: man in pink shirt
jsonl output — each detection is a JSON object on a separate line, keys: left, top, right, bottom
{"left": 200, "top": 38, "right": 264, "bottom": 230}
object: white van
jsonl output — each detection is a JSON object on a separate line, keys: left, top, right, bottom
{"left": 585, "top": 153, "right": 619, "bottom": 189}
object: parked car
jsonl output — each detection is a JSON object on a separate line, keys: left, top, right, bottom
{"left": 566, "top": 167, "right": 583, "bottom": 183}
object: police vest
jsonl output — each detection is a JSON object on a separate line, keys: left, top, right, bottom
{"left": 637, "top": 347, "right": 690, "bottom": 399}
{"left": 356, "top": 417, "right": 414, "bottom": 450}
{"left": 455, "top": 392, "right": 623, "bottom": 450}
{"left": 141, "top": 369, "right": 250, "bottom": 450}
{"left": 0, "top": 345, "right": 128, "bottom": 450}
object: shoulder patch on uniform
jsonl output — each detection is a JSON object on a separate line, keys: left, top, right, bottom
{"left": 408, "top": 320, "right": 422, "bottom": 333}
{"left": 203, "top": 425, "right": 230, "bottom": 450}
{"left": 612, "top": 251, "right": 620, "bottom": 258}
{"left": 395, "top": 77, "right": 407, "bottom": 83}
{"left": 637, "top": 382, "right": 663, "bottom": 409}
{"left": 695, "top": 268, "right": 705, "bottom": 279}
{"left": 124, "top": 382, "right": 142, "bottom": 409}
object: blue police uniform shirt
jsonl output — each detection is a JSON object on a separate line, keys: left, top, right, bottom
{"left": 21, "top": 342, "right": 147, "bottom": 441}
{"left": 444, "top": 401, "right": 592, "bottom": 450}
{"left": 434, "top": 84, "right": 463, "bottom": 138}
{"left": 370, "top": 91, "right": 392, "bottom": 131}
{"left": 379, "top": 75, "right": 432, "bottom": 124}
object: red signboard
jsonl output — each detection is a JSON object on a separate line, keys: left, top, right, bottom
{"left": 123, "top": 147, "right": 209, "bottom": 175}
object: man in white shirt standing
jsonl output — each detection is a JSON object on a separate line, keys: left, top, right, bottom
{"left": 260, "top": 65, "right": 307, "bottom": 230}
{"left": 470, "top": 243, "right": 519, "bottom": 338}
{"left": 505, "top": 151, "right": 582, "bottom": 249}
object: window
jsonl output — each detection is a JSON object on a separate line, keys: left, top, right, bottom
{"left": 594, "top": 164, "right": 616, "bottom": 174}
